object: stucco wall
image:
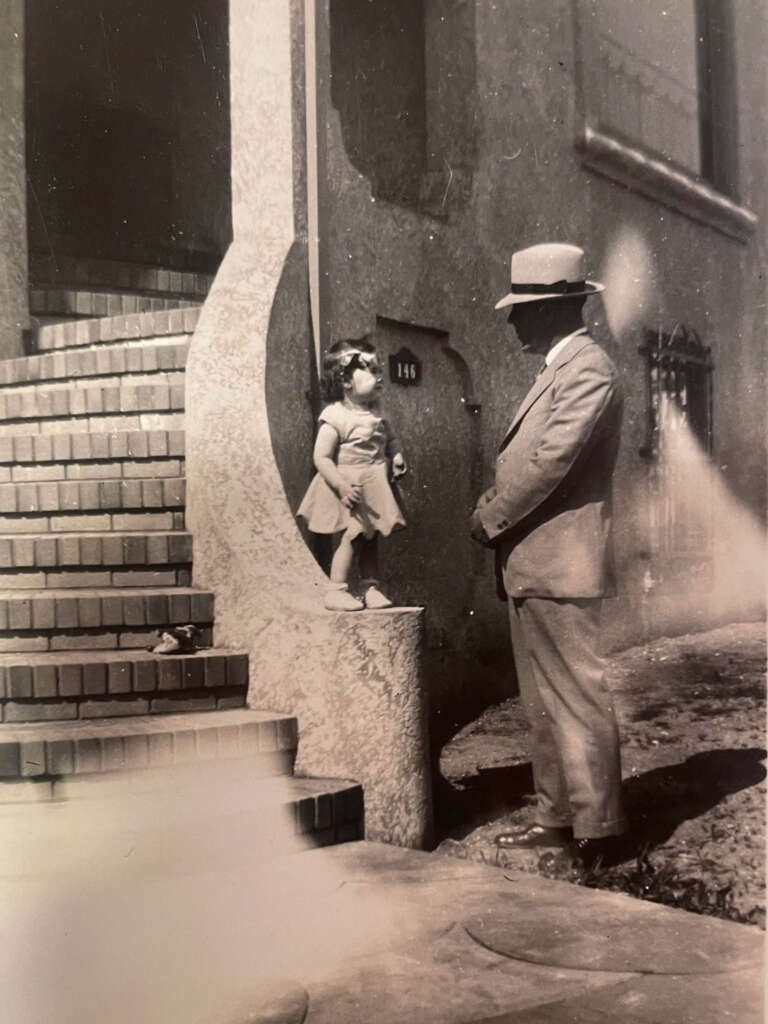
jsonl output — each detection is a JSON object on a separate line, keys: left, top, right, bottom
{"left": 266, "top": 0, "right": 766, "bottom": 718}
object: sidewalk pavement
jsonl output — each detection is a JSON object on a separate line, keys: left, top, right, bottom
{"left": 0, "top": 769, "right": 762, "bottom": 1024}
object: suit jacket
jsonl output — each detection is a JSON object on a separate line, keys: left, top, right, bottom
{"left": 476, "top": 333, "right": 623, "bottom": 599}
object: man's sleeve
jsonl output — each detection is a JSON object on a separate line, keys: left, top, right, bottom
{"left": 477, "top": 357, "right": 617, "bottom": 543}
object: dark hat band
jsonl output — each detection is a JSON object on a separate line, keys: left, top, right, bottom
{"left": 509, "top": 279, "right": 587, "bottom": 295}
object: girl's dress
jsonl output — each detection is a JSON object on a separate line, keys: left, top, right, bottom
{"left": 297, "top": 401, "right": 406, "bottom": 539}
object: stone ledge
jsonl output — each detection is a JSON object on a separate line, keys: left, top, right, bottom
{"left": 577, "top": 126, "right": 759, "bottom": 242}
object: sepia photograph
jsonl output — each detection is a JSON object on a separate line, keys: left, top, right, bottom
{"left": 0, "top": 1, "right": 765, "bottom": 1021}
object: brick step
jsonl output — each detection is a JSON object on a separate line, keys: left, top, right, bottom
{"left": 0, "top": 586, "right": 213, "bottom": 653}
{"left": 2, "top": 690, "right": 246, "bottom": 723}
{"left": 0, "top": 340, "right": 188, "bottom": 388}
{"left": 0, "top": 567, "right": 190, "bottom": 590}
{"left": 0, "top": 531, "right": 191, "bottom": 571}
{"left": 0, "top": 368, "right": 185, "bottom": 400}
{"left": 36, "top": 307, "right": 201, "bottom": 352}
{"left": 0, "top": 529, "right": 192, "bottom": 590}
{"left": 0, "top": 509, "right": 185, "bottom": 537}
{"left": 0, "top": 477, "right": 185, "bottom": 516}
{"left": 0, "top": 649, "right": 247, "bottom": 721}
{"left": 0, "top": 771, "right": 363, "bottom": 854}
{"left": 0, "top": 626, "right": 213, "bottom": 655}
{"left": 30, "top": 253, "right": 214, "bottom": 297}
{"left": 30, "top": 288, "right": 199, "bottom": 322}
{"left": 54, "top": 773, "right": 363, "bottom": 848}
{"left": 0, "top": 378, "right": 185, "bottom": 424}
{"left": 0, "top": 429, "right": 185, "bottom": 465}
{"left": 7, "top": 457, "right": 184, "bottom": 484}
{"left": 0, "top": 708, "right": 297, "bottom": 780}
{"left": 0, "top": 648, "right": 247, "bottom": 697}
{"left": 0, "top": 410, "right": 184, "bottom": 438}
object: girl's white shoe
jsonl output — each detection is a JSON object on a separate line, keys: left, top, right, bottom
{"left": 324, "top": 582, "right": 364, "bottom": 611}
{"left": 362, "top": 582, "right": 393, "bottom": 609}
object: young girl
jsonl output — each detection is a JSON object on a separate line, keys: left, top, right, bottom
{"left": 297, "top": 338, "right": 407, "bottom": 611}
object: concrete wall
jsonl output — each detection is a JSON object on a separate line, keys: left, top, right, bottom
{"left": 25, "top": 0, "right": 231, "bottom": 272}
{"left": 265, "top": 0, "right": 767, "bottom": 721}
{"left": 0, "top": 0, "right": 29, "bottom": 358}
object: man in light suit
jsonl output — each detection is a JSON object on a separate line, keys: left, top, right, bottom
{"left": 471, "top": 242, "right": 626, "bottom": 872}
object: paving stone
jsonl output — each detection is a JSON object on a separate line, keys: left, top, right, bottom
{"left": 463, "top": 891, "right": 764, "bottom": 975}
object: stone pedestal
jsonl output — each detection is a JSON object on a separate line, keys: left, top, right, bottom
{"left": 185, "top": 0, "right": 432, "bottom": 848}
{"left": 0, "top": 0, "right": 29, "bottom": 359}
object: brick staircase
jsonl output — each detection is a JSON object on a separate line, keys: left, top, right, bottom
{"left": 0, "top": 297, "right": 363, "bottom": 846}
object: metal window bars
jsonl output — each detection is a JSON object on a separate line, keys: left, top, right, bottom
{"left": 638, "top": 323, "right": 714, "bottom": 572}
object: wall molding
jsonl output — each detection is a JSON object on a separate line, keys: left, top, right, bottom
{"left": 577, "top": 125, "right": 757, "bottom": 244}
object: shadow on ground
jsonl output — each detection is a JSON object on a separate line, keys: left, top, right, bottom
{"left": 619, "top": 747, "right": 766, "bottom": 860}
{"left": 434, "top": 747, "right": 767, "bottom": 865}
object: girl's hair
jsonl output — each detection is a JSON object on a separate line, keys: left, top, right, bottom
{"left": 320, "top": 337, "right": 377, "bottom": 403}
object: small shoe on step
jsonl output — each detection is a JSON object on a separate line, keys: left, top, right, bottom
{"left": 324, "top": 583, "right": 364, "bottom": 612}
{"left": 361, "top": 581, "right": 393, "bottom": 609}
{"left": 150, "top": 624, "right": 200, "bottom": 655}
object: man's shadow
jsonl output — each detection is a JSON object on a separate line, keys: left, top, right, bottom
{"left": 435, "top": 747, "right": 766, "bottom": 859}
{"left": 618, "top": 747, "right": 766, "bottom": 858}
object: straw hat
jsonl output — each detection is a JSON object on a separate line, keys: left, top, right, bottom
{"left": 495, "top": 243, "right": 605, "bottom": 309}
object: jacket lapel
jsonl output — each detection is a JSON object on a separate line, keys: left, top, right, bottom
{"left": 498, "top": 334, "right": 595, "bottom": 451}
{"left": 499, "top": 366, "right": 554, "bottom": 448}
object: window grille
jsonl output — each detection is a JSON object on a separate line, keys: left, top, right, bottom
{"left": 639, "top": 323, "right": 714, "bottom": 569}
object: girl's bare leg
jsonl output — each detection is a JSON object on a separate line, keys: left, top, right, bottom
{"left": 356, "top": 534, "right": 379, "bottom": 581}
{"left": 356, "top": 535, "right": 393, "bottom": 608}
{"left": 325, "top": 529, "right": 364, "bottom": 610}
{"left": 330, "top": 530, "right": 355, "bottom": 583}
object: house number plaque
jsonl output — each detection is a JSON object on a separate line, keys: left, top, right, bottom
{"left": 389, "top": 347, "right": 422, "bottom": 387}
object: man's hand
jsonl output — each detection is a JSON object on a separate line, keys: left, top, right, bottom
{"left": 470, "top": 510, "right": 492, "bottom": 546}
{"left": 338, "top": 480, "right": 362, "bottom": 509}
{"left": 471, "top": 487, "right": 497, "bottom": 545}
{"left": 391, "top": 453, "right": 407, "bottom": 479}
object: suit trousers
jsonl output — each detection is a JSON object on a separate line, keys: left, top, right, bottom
{"left": 508, "top": 596, "right": 626, "bottom": 838}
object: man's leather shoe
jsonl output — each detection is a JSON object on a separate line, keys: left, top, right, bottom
{"left": 495, "top": 824, "right": 573, "bottom": 849}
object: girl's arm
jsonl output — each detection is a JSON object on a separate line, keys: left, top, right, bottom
{"left": 385, "top": 422, "right": 407, "bottom": 478}
{"left": 313, "top": 423, "right": 361, "bottom": 508}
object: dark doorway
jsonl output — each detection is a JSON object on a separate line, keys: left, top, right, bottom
{"left": 25, "top": 0, "right": 231, "bottom": 277}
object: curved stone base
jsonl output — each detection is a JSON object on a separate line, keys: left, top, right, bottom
{"left": 250, "top": 605, "right": 431, "bottom": 849}
{"left": 184, "top": 2, "right": 433, "bottom": 850}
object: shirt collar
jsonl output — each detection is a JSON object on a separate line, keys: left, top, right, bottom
{"left": 545, "top": 327, "right": 588, "bottom": 367}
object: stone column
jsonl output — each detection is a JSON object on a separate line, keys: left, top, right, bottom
{"left": 185, "top": 0, "right": 432, "bottom": 848}
{"left": 0, "top": 0, "right": 29, "bottom": 359}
